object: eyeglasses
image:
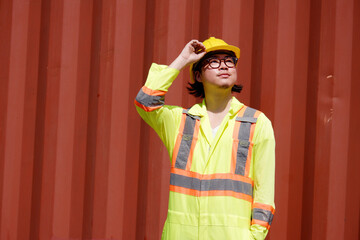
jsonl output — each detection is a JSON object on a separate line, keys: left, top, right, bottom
{"left": 204, "top": 56, "right": 238, "bottom": 69}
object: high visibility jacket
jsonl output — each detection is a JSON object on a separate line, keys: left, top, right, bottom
{"left": 135, "top": 63, "right": 275, "bottom": 240}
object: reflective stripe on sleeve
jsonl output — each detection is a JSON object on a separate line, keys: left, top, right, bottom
{"left": 134, "top": 86, "right": 166, "bottom": 112}
{"left": 251, "top": 203, "right": 275, "bottom": 229}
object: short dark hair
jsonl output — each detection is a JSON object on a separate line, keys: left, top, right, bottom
{"left": 187, "top": 51, "right": 243, "bottom": 98}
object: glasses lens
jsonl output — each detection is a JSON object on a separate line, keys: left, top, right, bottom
{"left": 207, "top": 57, "right": 237, "bottom": 69}
{"left": 208, "top": 59, "right": 221, "bottom": 68}
{"left": 224, "top": 58, "right": 236, "bottom": 67}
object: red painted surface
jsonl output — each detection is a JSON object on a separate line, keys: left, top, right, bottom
{"left": 0, "top": 0, "right": 359, "bottom": 239}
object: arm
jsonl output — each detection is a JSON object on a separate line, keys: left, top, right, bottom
{"left": 134, "top": 40, "right": 206, "bottom": 157}
{"left": 169, "top": 39, "right": 207, "bottom": 70}
{"left": 250, "top": 114, "right": 276, "bottom": 240}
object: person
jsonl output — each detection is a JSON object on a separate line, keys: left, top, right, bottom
{"left": 135, "top": 37, "right": 275, "bottom": 240}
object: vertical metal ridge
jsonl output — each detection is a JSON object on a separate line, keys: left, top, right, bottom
{"left": 0, "top": 0, "right": 12, "bottom": 236}
{"left": 82, "top": 0, "right": 102, "bottom": 238}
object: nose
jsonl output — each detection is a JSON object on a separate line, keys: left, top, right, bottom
{"left": 219, "top": 60, "right": 228, "bottom": 69}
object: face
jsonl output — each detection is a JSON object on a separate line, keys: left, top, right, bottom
{"left": 195, "top": 53, "right": 238, "bottom": 92}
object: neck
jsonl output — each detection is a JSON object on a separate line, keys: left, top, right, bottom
{"left": 204, "top": 90, "right": 233, "bottom": 113}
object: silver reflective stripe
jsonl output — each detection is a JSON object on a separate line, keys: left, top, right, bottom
{"left": 170, "top": 173, "right": 200, "bottom": 190}
{"left": 235, "top": 116, "right": 257, "bottom": 123}
{"left": 135, "top": 88, "right": 165, "bottom": 108}
{"left": 170, "top": 173, "right": 253, "bottom": 196}
{"left": 182, "top": 109, "right": 201, "bottom": 120}
{"left": 174, "top": 112, "right": 199, "bottom": 169}
{"left": 252, "top": 208, "right": 274, "bottom": 225}
{"left": 235, "top": 107, "right": 257, "bottom": 175}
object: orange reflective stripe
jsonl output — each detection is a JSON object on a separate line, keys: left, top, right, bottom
{"left": 253, "top": 110, "right": 261, "bottom": 119}
{"left": 244, "top": 110, "right": 261, "bottom": 177}
{"left": 169, "top": 185, "right": 199, "bottom": 197}
{"left": 231, "top": 106, "right": 246, "bottom": 173}
{"left": 231, "top": 121, "right": 240, "bottom": 173}
{"left": 171, "top": 113, "right": 187, "bottom": 167}
{"left": 253, "top": 202, "right": 275, "bottom": 213}
{"left": 201, "top": 190, "right": 253, "bottom": 202}
{"left": 251, "top": 219, "right": 271, "bottom": 230}
{"left": 141, "top": 86, "right": 167, "bottom": 96}
{"left": 134, "top": 99, "right": 162, "bottom": 112}
{"left": 185, "top": 119, "right": 200, "bottom": 171}
{"left": 238, "top": 105, "right": 247, "bottom": 116}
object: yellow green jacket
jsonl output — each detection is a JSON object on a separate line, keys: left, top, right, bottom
{"left": 135, "top": 63, "right": 275, "bottom": 240}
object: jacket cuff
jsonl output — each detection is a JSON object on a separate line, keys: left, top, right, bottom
{"left": 251, "top": 202, "right": 275, "bottom": 230}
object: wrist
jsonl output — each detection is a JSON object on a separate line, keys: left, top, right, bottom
{"left": 169, "top": 55, "right": 189, "bottom": 71}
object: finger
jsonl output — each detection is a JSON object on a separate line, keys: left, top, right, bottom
{"left": 198, "top": 41, "right": 205, "bottom": 48}
{"left": 188, "top": 40, "right": 206, "bottom": 55}
{"left": 190, "top": 40, "right": 202, "bottom": 48}
{"left": 194, "top": 45, "right": 206, "bottom": 54}
{"left": 189, "top": 40, "right": 198, "bottom": 48}
{"left": 191, "top": 42, "right": 203, "bottom": 51}
{"left": 197, "top": 51, "right": 206, "bottom": 58}
{"left": 194, "top": 43, "right": 206, "bottom": 53}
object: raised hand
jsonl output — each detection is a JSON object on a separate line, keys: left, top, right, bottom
{"left": 169, "top": 40, "right": 207, "bottom": 71}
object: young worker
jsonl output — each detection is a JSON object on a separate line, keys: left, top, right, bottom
{"left": 135, "top": 37, "right": 275, "bottom": 240}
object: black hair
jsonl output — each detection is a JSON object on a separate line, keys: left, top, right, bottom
{"left": 187, "top": 50, "right": 243, "bottom": 98}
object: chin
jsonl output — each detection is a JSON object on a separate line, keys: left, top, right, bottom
{"left": 218, "top": 81, "right": 235, "bottom": 89}
{"left": 218, "top": 84, "right": 234, "bottom": 90}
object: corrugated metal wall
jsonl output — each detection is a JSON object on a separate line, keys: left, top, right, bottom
{"left": 0, "top": 0, "right": 359, "bottom": 239}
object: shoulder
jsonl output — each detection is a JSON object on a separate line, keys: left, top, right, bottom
{"left": 254, "top": 111, "right": 275, "bottom": 142}
{"left": 257, "top": 111, "right": 272, "bottom": 126}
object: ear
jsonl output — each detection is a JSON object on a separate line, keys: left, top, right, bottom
{"left": 194, "top": 71, "right": 202, "bottom": 82}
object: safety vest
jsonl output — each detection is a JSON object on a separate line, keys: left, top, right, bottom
{"left": 169, "top": 105, "right": 274, "bottom": 229}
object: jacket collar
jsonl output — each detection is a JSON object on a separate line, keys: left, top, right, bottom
{"left": 187, "top": 96, "right": 244, "bottom": 118}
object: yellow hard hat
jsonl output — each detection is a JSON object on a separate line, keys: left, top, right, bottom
{"left": 189, "top": 37, "right": 240, "bottom": 82}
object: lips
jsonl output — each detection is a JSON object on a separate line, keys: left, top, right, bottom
{"left": 218, "top": 73, "right": 230, "bottom": 78}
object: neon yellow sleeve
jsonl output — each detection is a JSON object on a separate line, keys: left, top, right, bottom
{"left": 134, "top": 63, "right": 183, "bottom": 159}
{"left": 250, "top": 113, "right": 276, "bottom": 240}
